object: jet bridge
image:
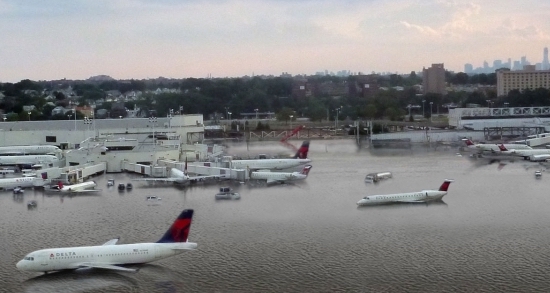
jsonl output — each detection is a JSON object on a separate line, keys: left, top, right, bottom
{"left": 157, "top": 159, "right": 247, "bottom": 181}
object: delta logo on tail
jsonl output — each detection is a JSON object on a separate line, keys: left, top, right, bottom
{"left": 293, "top": 141, "right": 310, "bottom": 159}
{"left": 157, "top": 209, "right": 193, "bottom": 243}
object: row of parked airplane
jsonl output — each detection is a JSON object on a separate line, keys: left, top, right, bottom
{"left": 15, "top": 142, "right": 314, "bottom": 273}
{"left": 132, "top": 141, "right": 313, "bottom": 186}
{"left": 463, "top": 139, "right": 550, "bottom": 162}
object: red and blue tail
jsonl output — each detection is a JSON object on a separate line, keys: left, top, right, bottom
{"left": 157, "top": 209, "right": 194, "bottom": 243}
{"left": 293, "top": 141, "right": 310, "bottom": 159}
{"left": 300, "top": 165, "right": 312, "bottom": 176}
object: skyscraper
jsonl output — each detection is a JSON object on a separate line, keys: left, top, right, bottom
{"left": 543, "top": 47, "right": 549, "bottom": 70}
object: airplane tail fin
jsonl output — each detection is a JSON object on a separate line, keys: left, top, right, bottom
{"left": 300, "top": 165, "right": 312, "bottom": 176}
{"left": 157, "top": 209, "right": 194, "bottom": 243}
{"left": 462, "top": 138, "right": 474, "bottom": 146}
{"left": 498, "top": 144, "right": 508, "bottom": 151}
{"left": 57, "top": 181, "right": 63, "bottom": 189}
{"left": 293, "top": 141, "right": 310, "bottom": 159}
{"left": 438, "top": 179, "right": 454, "bottom": 192}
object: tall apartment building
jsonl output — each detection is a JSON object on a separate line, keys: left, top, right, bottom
{"left": 422, "top": 63, "right": 446, "bottom": 95}
{"left": 496, "top": 65, "right": 550, "bottom": 96}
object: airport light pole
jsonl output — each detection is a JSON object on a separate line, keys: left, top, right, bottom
{"left": 289, "top": 115, "right": 293, "bottom": 130}
{"left": 422, "top": 100, "right": 426, "bottom": 118}
{"left": 254, "top": 108, "right": 259, "bottom": 120}
{"left": 27, "top": 112, "right": 31, "bottom": 121}
{"left": 149, "top": 116, "right": 157, "bottom": 150}
{"left": 228, "top": 112, "right": 232, "bottom": 121}
{"left": 84, "top": 117, "right": 92, "bottom": 154}
{"left": 335, "top": 107, "right": 342, "bottom": 135}
{"left": 429, "top": 102, "right": 433, "bottom": 122}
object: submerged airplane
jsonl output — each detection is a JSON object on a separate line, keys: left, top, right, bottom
{"left": 49, "top": 181, "right": 99, "bottom": 193}
{"left": 0, "top": 155, "right": 59, "bottom": 167}
{"left": 0, "top": 145, "right": 60, "bottom": 156}
{"left": 16, "top": 209, "right": 197, "bottom": 273}
{"left": 462, "top": 139, "right": 531, "bottom": 152}
{"left": 230, "top": 141, "right": 311, "bottom": 171}
{"left": 132, "top": 158, "right": 221, "bottom": 185}
{"left": 0, "top": 176, "right": 45, "bottom": 191}
{"left": 498, "top": 144, "right": 550, "bottom": 161}
{"left": 357, "top": 179, "right": 454, "bottom": 206}
{"left": 250, "top": 165, "right": 312, "bottom": 185}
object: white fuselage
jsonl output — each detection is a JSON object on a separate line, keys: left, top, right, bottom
{"left": 0, "top": 145, "right": 60, "bottom": 156}
{"left": 250, "top": 171, "right": 307, "bottom": 183}
{"left": 16, "top": 242, "right": 197, "bottom": 272}
{"left": 0, "top": 155, "right": 59, "bottom": 167}
{"left": 0, "top": 176, "right": 43, "bottom": 190}
{"left": 468, "top": 144, "right": 531, "bottom": 152}
{"left": 60, "top": 181, "right": 97, "bottom": 192}
{"left": 231, "top": 158, "right": 311, "bottom": 170}
{"left": 508, "top": 148, "right": 550, "bottom": 157}
{"left": 357, "top": 190, "right": 447, "bottom": 206}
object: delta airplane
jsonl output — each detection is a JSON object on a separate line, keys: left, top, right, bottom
{"left": 462, "top": 139, "right": 531, "bottom": 152}
{"left": 356, "top": 179, "right": 454, "bottom": 206}
{"left": 498, "top": 144, "right": 550, "bottom": 161}
{"left": 230, "top": 141, "right": 311, "bottom": 171}
{"left": 0, "top": 145, "right": 60, "bottom": 156}
{"left": 250, "top": 165, "right": 312, "bottom": 184}
{"left": 49, "top": 181, "right": 99, "bottom": 193}
{"left": 132, "top": 158, "right": 220, "bottom": 185}
{"left": 16, "top": 209, "right": 197, "bottom": 273}
{"left": 0, "top": 176, "right": 44, "bottom": 191}
{"left": 0, "top": 155, "right": 59, "bottom": 167}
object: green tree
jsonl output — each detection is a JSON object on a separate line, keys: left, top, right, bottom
{"left": 365, "top": 104, "right": 377, "bottom": 119}
{"left": 276, "top": 107, "right": 295, "bottom": 123}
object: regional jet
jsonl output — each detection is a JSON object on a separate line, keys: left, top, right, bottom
{"left": 0, "top": 155, "right": 59, "bottom": 167}
{"left": 356, "top": 179, "right": 454, "bottom": 206}
{"left": 498, "top": 144, "right": 550, "bottom": 161}
{"left": 16, "top": 209, "right": 197, "bottom": 273}
{"left": 462, "top": 139, "right": 531, "bottom": 153}
{"left": 49, "top": 181, "right": 99, "bottom": 193}
{"left": 250, "top": 165, "right": 312, "bottom": 185}
{"left": 230, "top": 141, "right": 311, "bottom": 171}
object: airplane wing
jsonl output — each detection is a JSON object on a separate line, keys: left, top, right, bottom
{"left": 266, "top": 179, "right": 284, "bottom": 184}
{"left": 188, "top": 175, "right": 222, "bottom": 181}
{"left": 101, "top": 238, "right": 119, "bottom": 246}
{"left": 78, "top": 263, "right": 138, "bottom": 272}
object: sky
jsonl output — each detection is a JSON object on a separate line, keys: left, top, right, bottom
{"left": 1, "top": 0, "right": 550, "bottom": 82}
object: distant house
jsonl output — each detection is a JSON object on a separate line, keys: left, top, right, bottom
{"left": 22, "top": 105, "right": 36, "bottom": 112}
{"left": 51, "top": 106, "right": 69, "bottom": 116}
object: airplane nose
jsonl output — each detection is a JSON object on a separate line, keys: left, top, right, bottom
{"left": 16, "top": 260, "right": 24, "bottom": 270}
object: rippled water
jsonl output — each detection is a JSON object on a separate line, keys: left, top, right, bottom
{"left": 2, "top": 140, "right": 550, "bottom": 292}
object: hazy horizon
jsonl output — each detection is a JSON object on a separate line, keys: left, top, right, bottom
{"left": 1, "top": 0, "right": 549, "bottom": 83}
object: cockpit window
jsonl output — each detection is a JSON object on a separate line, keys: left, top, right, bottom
{"left": 24, "top": 257, "right": 34, "bottom": 261}
{"left": 363, "top": 197, "right": 368, "bottom": 200}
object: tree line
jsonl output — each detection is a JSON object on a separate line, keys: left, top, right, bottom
{"left": 0, "top": 71, "right": 547, "bottom": 122}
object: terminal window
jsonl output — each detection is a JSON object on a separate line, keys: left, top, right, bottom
{"left": 46, "top": 136, "right": 56, "bottom": 143}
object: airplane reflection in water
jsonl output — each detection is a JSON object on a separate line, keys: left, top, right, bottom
{"left": 22, "top": 269, "right": 138, "bottom": 293}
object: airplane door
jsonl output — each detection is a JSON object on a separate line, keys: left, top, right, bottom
{"left": 154, "top": 246, "right": 162, "bottom": 259}
{"left": 39, "top": 254, "right": 51, "bottom": 270}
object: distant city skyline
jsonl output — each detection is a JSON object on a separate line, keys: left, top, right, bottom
{"left": 1, "top": 0, "right": 550, "bottom": 82}
{"left": 464, "top": 47, "right": 550, "bottom": 74}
